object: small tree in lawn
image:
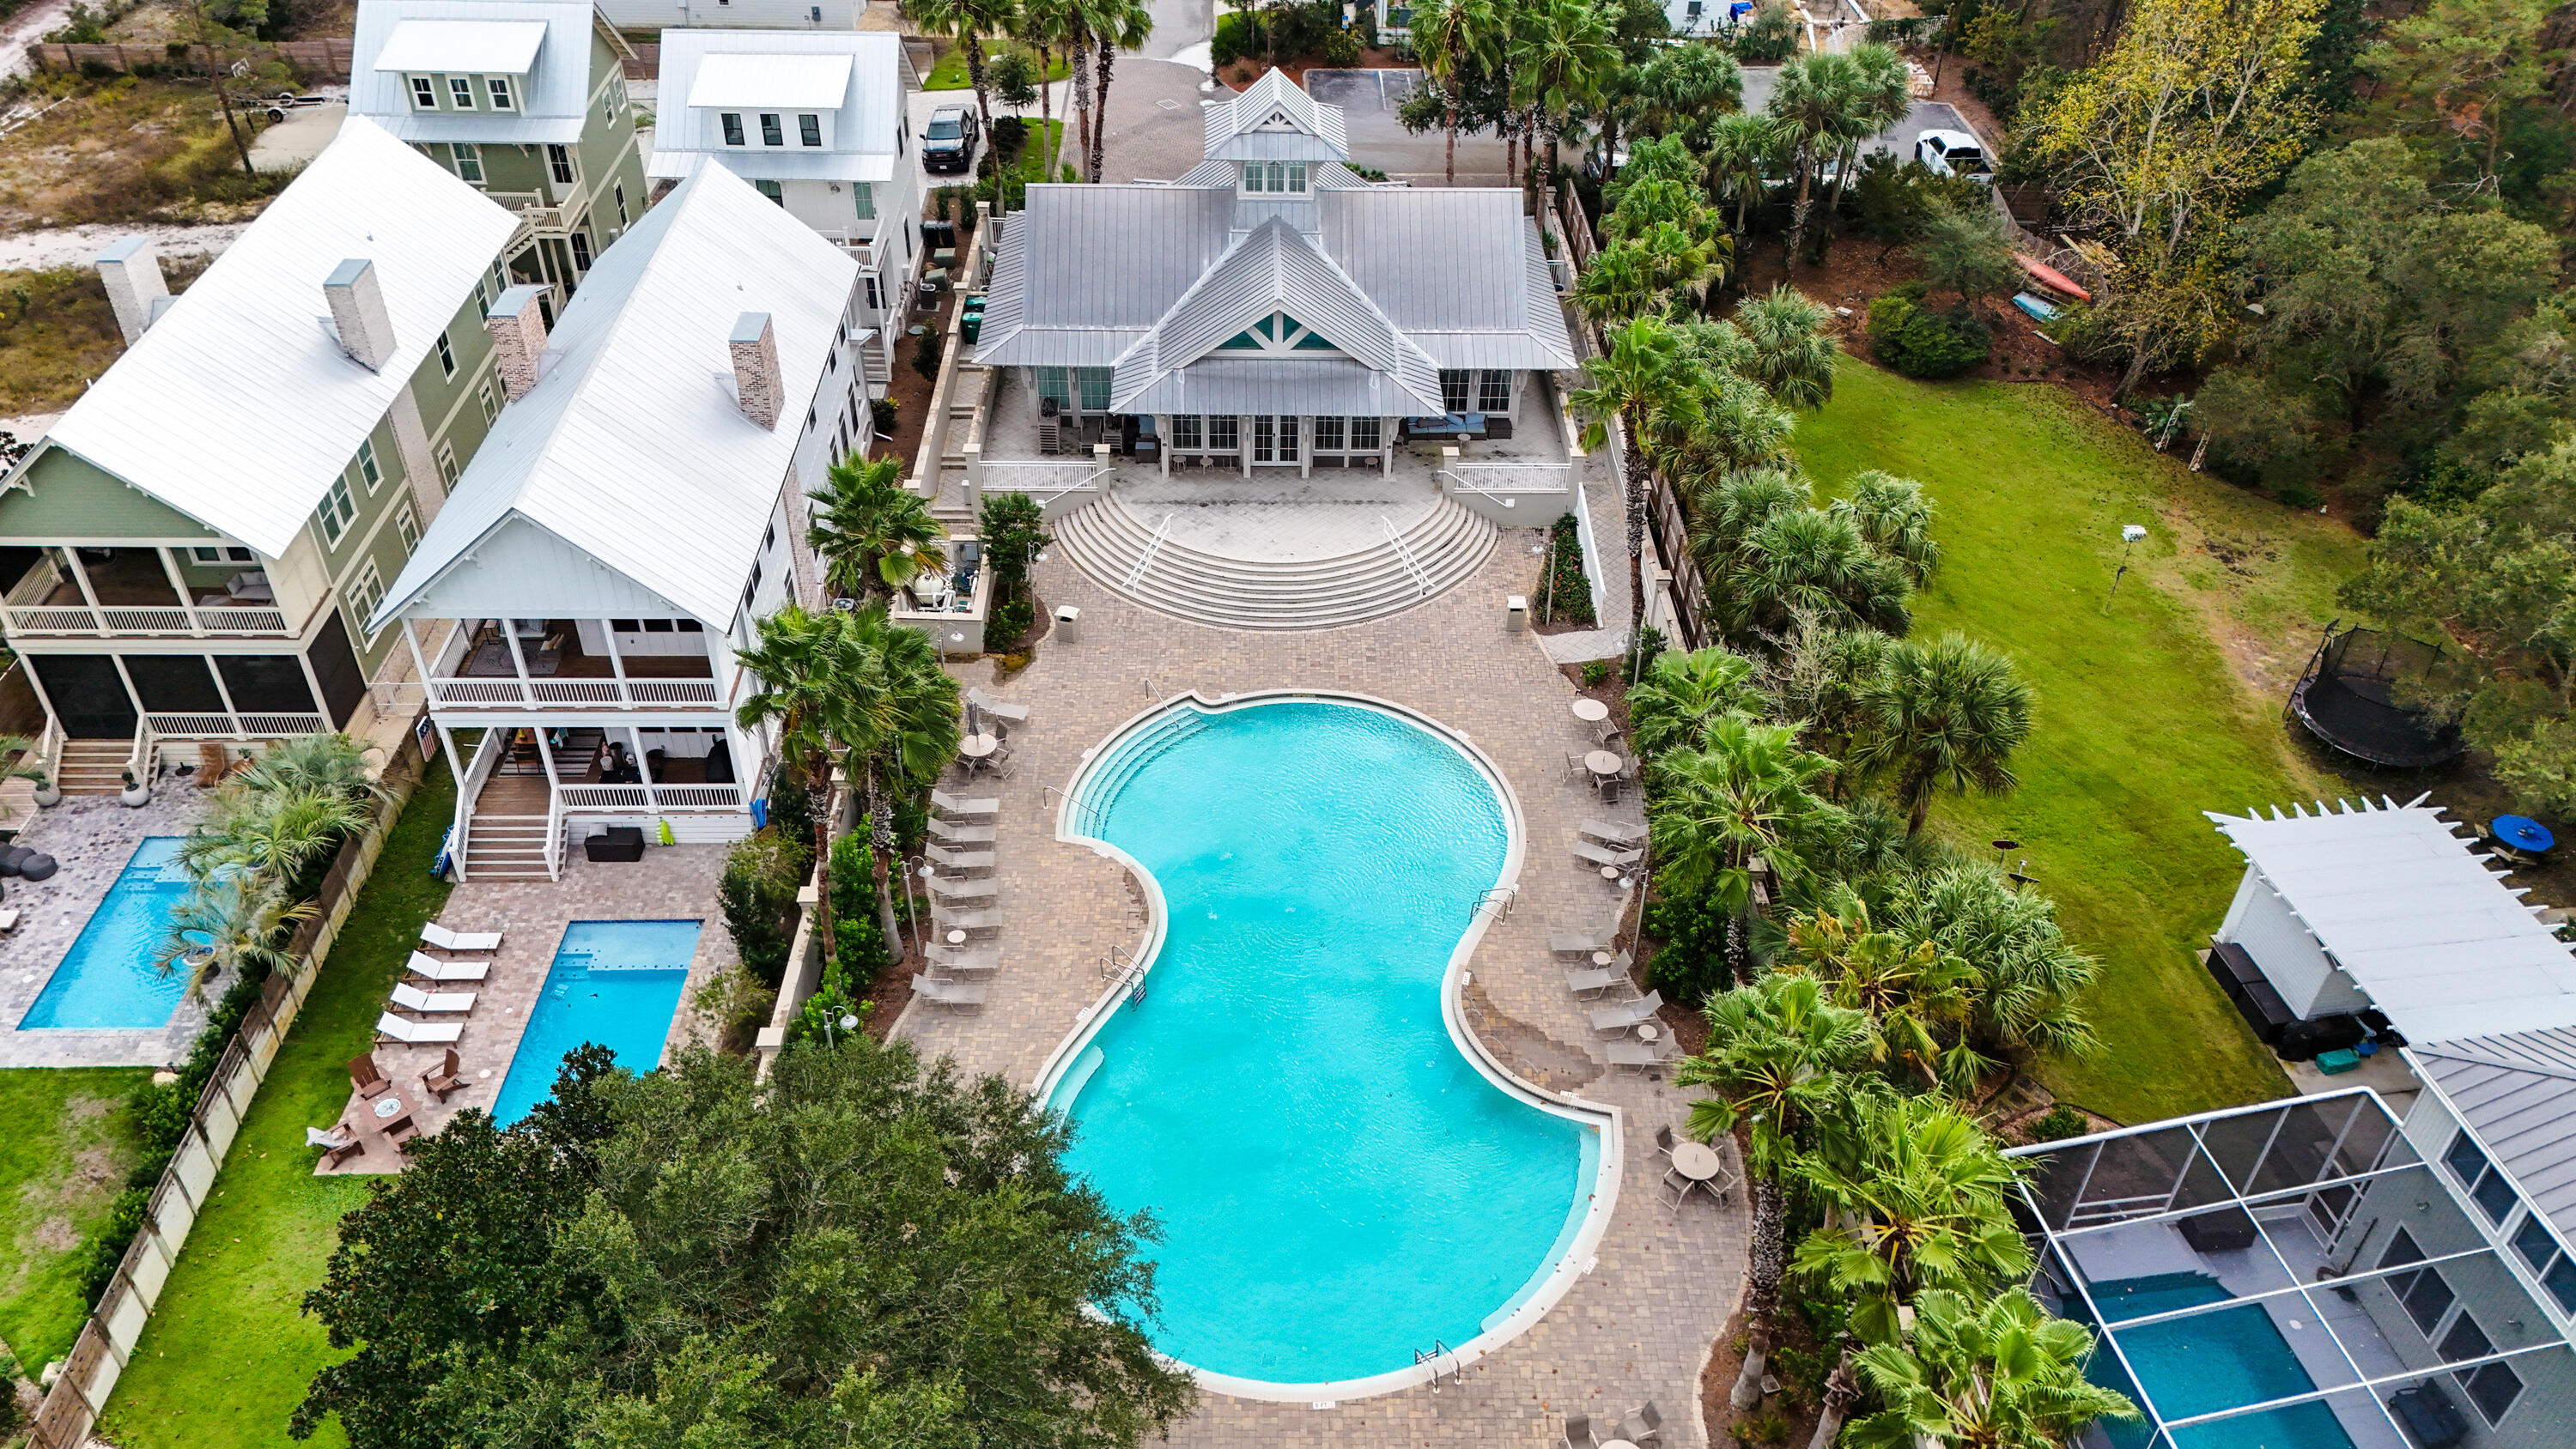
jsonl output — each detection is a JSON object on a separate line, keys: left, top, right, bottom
{"left": 1852, "top": 632, "right": 2034, "bottom": 836}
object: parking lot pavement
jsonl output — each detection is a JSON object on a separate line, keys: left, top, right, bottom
{"left": 1302, "top": 68, "right": 1515, "bottom": 185}
{"left": 1737, "top": 64, "right": 1980, "bottom": 165}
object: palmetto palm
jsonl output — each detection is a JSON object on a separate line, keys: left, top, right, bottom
{"left": 1601, "top": 178, "right": 1713, "bottom": 246}
{"left": 1707, "top": 507, "right": 1914, "bottom": 643}
{"left": 806, "top": 452, "right": 949, "bottom": 602}
{"left": 1702, "top": 111, "right": 1779, "bottom": 238}
{"left": 1082, "top": 0, "right": 1152, "bottom": 183}
{"left": 1765, "top": 50, "right": 1875, "bottom": 269}
{"left": 1646, "top": 713, "right": 1842, "bottom": 980}
{"left": 219, "top": 732, "right": 386, "bottom": 806}
{"left": 1854, "top": 632, "right": 2035, "bottom": 836}
{"left": 175, "top": 784, "right": 373, "bottom": 894}
{"left": 1511, "top": 0, "right": 1617, "bottom": 203}
{"left": 737, "top": 605, "right": 872, "bottom": 967}
{"left": 1826, "top": 43, "right": 1912, "bottom": 220}
{"left": 1791, "top": 1093, "right": 2033, "bottom": 1344}
{"left": 1885, "top": 864, "right": 2103, "bottom": 1064}
{"left": 1731, "top": 285, "right": 1842, "bottom": 409}
{"left": 1569, "top": 314, "right": 1701, "bottom": 652}
{"left": 831, "top": 602, "right": 964, "bottom": 947}
{"left": 1682, "top": 465, "right": 1809, "bottom": 557}
{"left": 1846, "top": 1288, "right": 2138, "bottom": 1449}
{"left": 1412, "top": 0, "right": 1501, "bottom": 185}
{"left": 1012, "top": 0, "right": 1073, "bottom": 179}
{"left": 1631, "top": 39, "right": 1742, "bottom": 150}
{"left": 155, "top": 873, "right": 313, "bottom": 991}
{"left": 1573, "top": 241, "right": 1658, "bottom": 324}
{"left": 1625, "top": 645, "right": 1765, "bottom": 759}
{"left": 1782, "top": 906, "right": 1986, "bottom": 1093}
{"left": 912, "top": 0, "right": 1021, "bottom": 166}
{"left": 1832, "top": 470, "right": 1939, "bottom": 582}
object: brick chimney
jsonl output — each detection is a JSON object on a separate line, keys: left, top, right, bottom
{"left": 484, "top": 284, "right": 550, "bottom": 401}
{"left": 323, "top": 258, "right": 396, "bottom": 371}
{"left": 95, "top": 237, "right": 167, "bottom": 347}
{"left": 727, "top": 312, "right": 782, "bottom": 430}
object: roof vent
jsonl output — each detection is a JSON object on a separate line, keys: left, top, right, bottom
{"left": 323, "top": 258, "right": 396, "bottom": 372}
{"left": 728, "top": 312, "right": 782, "bottom": 430}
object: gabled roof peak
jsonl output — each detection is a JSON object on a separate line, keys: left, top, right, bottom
{"left": 1204, "top": 70, "right": 1349, "bottom": 163}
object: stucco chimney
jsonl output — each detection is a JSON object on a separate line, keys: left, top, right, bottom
{"left": 484, "top": 284, "right": 551, "bottom": 402}
{"left": 323, "top": 258, "right": 396, "bottom": 371}
{"left": 728, "top": 312, "right": 782, "bottom": 430}
{"left": 94, "top": 236, "right": 167, "bottom": 347}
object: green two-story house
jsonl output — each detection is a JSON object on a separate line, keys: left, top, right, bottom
{"left": 350, "top": 0, "right": 652, "bottom": 312}
{"left": 0, "top": 117, "right": 522, "bottom": 785}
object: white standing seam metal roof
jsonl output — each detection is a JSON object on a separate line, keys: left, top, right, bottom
{"left": 686, "top": 52, "right": 853, "bottom": 109}
{"left": 647, "top": 28, "right": 909, "bottom": 184}
{"left": 1203, "top": 68, "right": 1348, "bottom": 163}
{"left": 372, "top": 17, "right": 550, "bottom": 73}
{"left": 349, "top": 0, "right": 620, "bottom": 147}
{"left": 2206, "top": 797, "right": 2576, "bottom": 1042}
{"left": 373, "top": 159, "right": 857, "bottom": 631}
{"left": 26, "top": 117, "right": 517, "bottom": 558}
{"left": 2413, "top": 1029, "right": 2576, "bottom": 1244}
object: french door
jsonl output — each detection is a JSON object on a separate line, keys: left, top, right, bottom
{"left": 1249, "top": 415, "right": 1299, "bottom": 464}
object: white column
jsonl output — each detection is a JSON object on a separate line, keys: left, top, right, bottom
{"left": 435, "top": 720, "right": 468, "bottom": 796}
{"left": 204, "top": 653, "right": 245, "bottom": 737}
{"left": 403, "top": 620, "right": 435, "bottom": 712}
{"left": 1241, "top": 416, "right": 1252, "bottom": 478}
{"left": 59, "top": 547, "right": 105, "bottom": 632}
{"left": 1298, "top": 416, "right": 1312, "bottom": 479}
{"left": 501, "top": 620, "right": 535, "bottom": 706}
{"left": 601, "top": 623, "right": 630, "bottom": 706}
{"left": 626, "top": 725, "right": 659, "bottom": 811}
{"left": 532, "top": 724, "right": 560, "bottom": 787}
{"left": 156, "top": 548, "right": 204, "bottom": 635}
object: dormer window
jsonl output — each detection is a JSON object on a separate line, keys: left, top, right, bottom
{"left": 760, "top": 112, "right": 784, "bottom": 147}
{"left": 448, "top": 76, "right": 476, "bottom": 109}
{"left": 720, "top": 112, "right": 745, "bottom": 146}
{"left": 799, "top": 112, "right": 822, "bottom": 147}
{"left": 409, "top": 75, "right": 436, "bottom": 109}
{"left": 1242, "top": 161, "right": 1308, "bottom": 194}
{"left": 486, "top": 76, "right": 514, "bottom": 110}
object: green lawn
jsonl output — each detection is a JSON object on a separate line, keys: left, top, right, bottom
{"left": 1794, "top": 361, "right": 2369, "bottom": 1125}
{"left": 922, "top": 42, "right": 1071, "bottom": 91}
{"left": 96, "top": 761, "right": 455, "bottom": 1449}
{"left": 0, "top": 1067, "right": 149, "bottom": 1371}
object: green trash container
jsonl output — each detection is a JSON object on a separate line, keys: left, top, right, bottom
{"left": 2315, "top": 1048, "right": 2361, "bottom": 1075}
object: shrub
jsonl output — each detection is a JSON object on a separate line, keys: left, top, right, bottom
{"left": 1210, "top": 13, "right": 1245, "bottom": 65}
{"left": 1322, "top": 26, "right": 1361, "bottom": 65}
{"left": 81, "top": 1186, "right": 149, "bottom": 1306}
{"left": 990, "top": 597, "right": 1034, "bottom": 647}
{"left": 1540, "top": 512, "right": 1595, "bottom": 625}
{"left": 869, "top": 396, "right": 899, "bottom": 437}
{"left": 719, "top": 832, "right": 805, "bottom": 989}
{"left": 990, "top": 113, "right": 1029, "bottom": 160}
{"left": 1582, "top": 659, "right": 1612, "bottom": 686}
{"left": 827, "top": 832, "right": 894, "bottom": 980}
{"left": 2026, "top": 1104, "right": 2091, "bottom": 1143}
{"left": 690, "top": 967, "right": 775, "bottom": 1054}
{"left": 1643, "top": 886, "right": 1736, "bottom": 1003}
{"left": 911, "top": 329, "right": 945, "bottom": 382}
{"left": 2275, "top": 482, "right": 2324, "bottom": 510}
{"left": 1726, "top": 2, "right": 1798, "bottom": 62}
{"left": 1868, "top": 287, "right": 1991, "bottom": 379}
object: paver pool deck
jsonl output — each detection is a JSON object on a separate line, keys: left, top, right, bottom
{"left": 898, "top": 528, "right": 1748, "bottom": 1448}
{"left": 0, "top": 785, "right": 212, "bottom": 1068}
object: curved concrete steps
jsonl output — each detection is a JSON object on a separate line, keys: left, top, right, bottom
{"left": 1052, "top": 495, "right": 1498, "bottom": 630}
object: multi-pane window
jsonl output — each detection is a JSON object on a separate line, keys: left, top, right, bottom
{"left": 755, "top": 179, "right": 785, "bottom": 206}
{"left": 355, "top": 439, "right": 382, "bottom": 492}
{"left": 349, "top": 561, "right": 386, "bottom": 640}
{"left": 1078, "top": 367, "right": 1112, "bottom": 412}
{"left": 570, "top": 233, "right": 592, "bottom": 272}
{"left": 1477, "top": 369, "right": 1511, "bottom": 413}
{"left": 2511, "top": 1215, "right": 2576, "bottom": 1315}
{"left": 720, "top": 112, "right": 745, "bottom": 146}
{"left": 799, "top": 112, "right": 823, "bottom": 147}
{"left": 546, "top": 144, "right": 576, "bottom": 185}
{"left": 1242, "top": 161, "right": 1307, "bottom": 192}
{"left": 448, "top": 76, "right": 476, "bottom": 109}
{"left": 451, "top": 142, "right": 483, "bottom": 184}
{"left": 1172, "top": 415, "right": 1203, "bottom": 451}
{"left": 1350, "top": 416, "right": 1383, "bottom": 451}
{"left": 397, "top": 503, "right": 422, "bottom": 551}
{"left": 479, "top": 381, "right": 499, "bottom": 422}
{"left": 435, "top": 330, "right": 456, "bottom": 379}
{"left": 853, "top": 182, "right": 875, "bottom": 220}
{"left": 315, "top": 476, "right": 356, "bottom": 544}
{"left": 2445, "top": 1131, "right": 2526, "bottom": 1225}
{"left": 862, "top": 274, "right": 880, "bottom": 310}
{"left": 1312, "top": 415, "right": 1345, "bottom": 452}
{"left": 2439, "top": 1313, "right": 2524, "bottom": 1422}
{"left": 1439, "top": 368, "right": 1470, "bottom": 412}
{"left": 486, "top": 76, "right": 514, "bottom": 110}
{"left": 434, "top": 444, "right": 458, "bottom": 489}
{"left": 192, "top": 545, "right": 256, "bottom": 564}
{"left": 760, "top": 112, "right": 784, "bottom": 147}
{"left": 410, "top": 76, "right": 436, "bottom": 109}
{"left": 1207, "top": 415, "right": 1240, "bottom": 452}
{"left": 2380, "top": 1228, "right": 2458, "bottom": 1336}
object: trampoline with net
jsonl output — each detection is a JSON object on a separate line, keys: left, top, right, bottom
{"left": 2286, "top": 623, "right": 2464, "bottom": 767}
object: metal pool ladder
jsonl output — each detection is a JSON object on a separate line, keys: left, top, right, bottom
{"left": 1099, "top": 945, "right": 1148, "bottom": 1009}
{"left": 1415, "top": 1340, "right": 1464, "bottom": 1387}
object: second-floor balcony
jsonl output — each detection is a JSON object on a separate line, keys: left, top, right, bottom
{"left": 3, "top": 546, "right": 293, "bottom": 638}
{"left": 421, "top": 616, "right": 725, "bottom": 711}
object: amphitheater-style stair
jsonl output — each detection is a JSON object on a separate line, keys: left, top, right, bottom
{"left": 1051, "top": 496, "right": 1498, "bottom": 631}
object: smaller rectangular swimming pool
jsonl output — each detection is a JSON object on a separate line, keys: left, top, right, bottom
{"left": 490, "top": 919, "right": 700, "bottom": 1125}
{"left": 18, "top": 837, "right": 197, "bottom": 1031}
{"left": 2082, "top": 1273, "right": 2356, "bottom": 1449}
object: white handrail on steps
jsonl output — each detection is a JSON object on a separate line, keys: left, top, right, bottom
{"left": 1382, "top": 515, "right": 1433, "bottom": 597}
{"left": 1121, "top": 512, "right": 1175, "bottom": 589}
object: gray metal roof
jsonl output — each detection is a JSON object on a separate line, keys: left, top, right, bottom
{"left": 1117, "top": 356, "right": 1441, "bottom": 415}
{"left": 647, "top": 28, "right": 910, "bottom": 185}
{"left": 349, "top": 0, "right": 614, "bottom": 147}
{"left": 2416, "top": 1030, "right": 2576, "bottom": 1243}
{"left": 1318, "top": 190, "right": 1577, "bottom": 372}
{"left": 973, "top": 184, "right": 1238, "bottom": 367}
{"left": 1203, "top": 69, "right": 1347, "bottom": 163}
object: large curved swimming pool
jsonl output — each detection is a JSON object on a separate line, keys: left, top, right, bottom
{"left": 1044, "top": 697, "right": 1603, "bottom": 1393}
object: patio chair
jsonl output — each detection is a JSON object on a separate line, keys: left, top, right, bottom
{"left": 930, "top": 903, "right": 1000, "bottom": 932}
{"left": 927, "top": 844, "right": 996, "bottom": 872}
{"left": 968, "top": 688, "right": 1030, "bottom": 724}
{"left": 1608, "top": 1040, "right": 1667, "bottom": 1076}
{"left": 1564, "top": 751, "right": 1589, "bottom": 780}
{"left": 1589, "top": 990, "right": 1663, "bottom": 1036}
{"left": 914, "top": 974, "right": 989, "bottom": 1011}
{"left": 307, "top": 1123, "right": 365, "bottom": 1168}
{"left": 1596, "top": 776, "right": 1622, "bottom": 807}
{"left": 927, "top": 945, "right": 1001, "bottom": 974}
{"left": 927, "top": 817, "right": 997, "bottom": 844}
{"left": 421, "top": 922, "right": 502, "bottom": 952}
{"left": 1563, "top": 1413, "right": 1599, "bottom": 1449}
{"left": 1580, "top": 818, "right": 1648, "bottom": 846}
{"left": 931, "top": 788, "right": 999, "bottom": 818}
{"left": 1565, "top": 966, "right": 1621, "bottom": 997}
{"left": 405, "top": 950, "right": 489, "bottom": 983}
{"left": 1622, "top": 1401, "right": 1664, "bottom": 1444}
{"left": 391, "top": 981, "right": 476, "bottom": 1015}
{"left": 385, "top": 1113, "right": 422, "bottom": 1153}
{"left": 375, "top": 1012, "right": 464, "bottom": 1046}
{"left": 349, "top": 1053, "right": 392, "bottom": 1099}
{"left": 1655, "top": 1124, "right": 1678, "bottom": 1160}
{"left": 1571, "top": 840, "right": 1643, "bottom": 870}
{"left": 927, "top": 874, "right": 998, "bottom": 901}
{"left": 1550, "top": 922, "right": 1618, "bottom": 955}
{"left": 421, "top": 1049, "right": 465, "bottom": 1102}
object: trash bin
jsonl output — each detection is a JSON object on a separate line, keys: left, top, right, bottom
{"left": 1054, "top": 605, "right": 1081, "bottom": 644}
{"left": 1506, "top": 595, "right": 1528, "bottom": 633}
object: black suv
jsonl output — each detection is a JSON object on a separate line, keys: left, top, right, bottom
{"left": 923, "top": 103, "right": 979, "bottom": 173}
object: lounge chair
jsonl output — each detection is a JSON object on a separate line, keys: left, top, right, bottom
{"left": 384, "top": 1113, "right": 422, "bottom": 1152}
{"left": 1571, "top": 840, "right": 1643, "bottom": 870}
{"left": 376, "top": 1012, "right": 464, "bottom": 1045}
{"left": 349, "top": 1053, "right": 392, "bottom": 1099}
{"left": 405, "top": 950, "right": 489, "bottom": 983}
{"left": 1580, "top": 818, "right": 1648, "bottom": 846}
{"left": 927, "top": 946, "right": 1000, "bottom": 974}
{"left": 930, "top": 903, "right": 1000, "bottom": 931}
{"left": 967, "top": 688, "right": 1030, "bottom": 724}
{"left": 930, "top": 789, "right": 999, "bottom": 817}
{"left": 307, "top": 1124, "right": 365, "bottom": 1169}
{"left": 1622, "top": 1401, "right": 1665, "bottom": 1444}
{"left": 1608, "top": 1040, "right": 1667, "bottom": 1076}
{"left": 927, "top": 874, "right": 997, "bottom": 900}
{"left": 1565, "top": 966, "right": 1621, "bottom": 997}
{"left": 1550, "top": 923, "right": 1617, "bottom": 955}
{"left": 1563, "top": 1414, "right": 1599, "bottom": 1449}
{"left": 913, "top": 974, "right": 989, "bottom": 1011}
{"left": 421, "top": 1049, "right": 465, "bottom": 1102}
{"left": 421, "top": 922, "right": 502, "bottom": 952}
{"left": 390, "top": 982, "right": 475, "bottom": 1015}
{"left": 1589, "top": 990, "right": 1663, "bottom": 1036}
{"left": 928, "top": 817, "right": 997, "bottom": 844}
{"left": 927, "top": 844, "right": 995, "bottom": 871}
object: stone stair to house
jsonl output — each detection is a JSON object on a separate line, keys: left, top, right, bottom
{"left": 463, "top": 815, "right": 553, "bottom": 881}
{"left": 1051, "top": 494, "right": 1498, "bottom": 631}
{"left": 54, "top": 740, "right": 133, "bottom": 797}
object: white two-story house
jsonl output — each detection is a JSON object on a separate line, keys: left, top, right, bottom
{"left": 369, "top": 159, "right": 873, "bottom": 879}
{"left": 647, "top": 27, "right": 920, "bottom": 391}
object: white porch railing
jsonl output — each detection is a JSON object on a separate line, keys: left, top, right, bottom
{"left": 143, "top": 712, "right": 327, "bottom": 739}
{"left": 556, "top": 782, "right": 746, "bottom": 812}
{"left": 1, "top": 602, "right": 290, "bottom": 637}
{"left": 453, "top": 727, "right": 507, "bottom": 880}
{"left": 425, "top": 676, "right": 720, "bottom": 709}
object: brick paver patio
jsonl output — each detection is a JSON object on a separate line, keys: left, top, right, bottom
{"left": 895, "top": 528, "right": 1747, "bottom": 1448}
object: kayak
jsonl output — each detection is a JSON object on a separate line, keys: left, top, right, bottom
{"left": 2016, "top": 253, "right": 2092, "bottom": 302}
{"left": 2012, "top": 292, "right": 2061, "bottom": 322}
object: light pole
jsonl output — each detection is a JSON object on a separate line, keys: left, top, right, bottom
{"left": 2103, "top": 523, "right": 2147, "bottom": 613}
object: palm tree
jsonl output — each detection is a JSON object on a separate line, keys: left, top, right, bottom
{"left": 1675, "top": 973, "right": 1878, "bottom": 1406}
{"left": 1083, "top": 0, "right": 1152, "bottom": 184}
{"left": 1702, "top": 111, "right": 1778, "bottom": 238}
{"left": 1765, "top": 50, "right": 1874, "bottom": 269}
{"left": 1846, "top": 1288, "right": 2138, "bottom": 1449}
{"left": 175, "top": 783, "right": 373, "bottom": 895}
{"left": 1412, "top": 0, "right": 1500, "bottom": 185}
{"left": 1884, "top": 864, "right": 2103, "bottom": 1065}
{"left": 224, "top": 731, "right": 386, "bottom": 806}
{"left": 1790, "top": 1093, "right": 2034, "bottom": 1344}
{"left": 1684, "top": 371, "right": 1795, "bottom": 476}
{"left": 1781, "top": 906, "right": 1986, "bottom": 1093}
{"left": 1682, "top": 465, "right": 1809, "bottom": 557}
{"left": 1853, "top": 633, "right": 2035, "bottom": 836}
{"left": 806, "top": 452, "right": 949, "bottom": 602}
{"left": 834, "top": 602, "right": 964, "bottom": 951}
{"left": 1510, "top": 0, "right": 1616, "bottom": 204}
{"left": 913, "top": 0, "right": 1022, "bottom": 170}
{"left": 1706, "top": 507, "right": 1914, "bottom": 643}
{"left": 736, "top": 605, "right": 871, "bottom": 967}
{"left": 1832, "top": 470, "right": 1938, "bottom": 582}
{"left": 1631, "top": 39, "right": 1741, "bottom": 150}
{"left": 1825, "top": 43, "right": 1911, "bottom": 221}
{"left": 1569, "top": 314, "right": 1700, "bottom": 654}
{"left": 1647, "top": 712, "right": 1842, "bottom": 980}
{"left": 1625, "top": 644, "right": 1764, "bottom": 759}
{"left": 1600, "top": 178, "right": 1710, "bottom": 246}
{"left": 1572, "top": 241, "right": 1658, "bottom": 324}
{"left": 1732, "top": 286, "right": 1841, "bottom": 409}
{"left": 155, "top": 873, "right": 312, "bottom": 991}
{"left": 1012, "top": 0, "right": 1073, "bottom": 181}
{"left": 1765, "top": 611, "right": 1896, "bottom": 771}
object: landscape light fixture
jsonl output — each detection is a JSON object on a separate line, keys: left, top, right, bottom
{"left": 2103, "top": 523, "right": 2148, "bottom": 613}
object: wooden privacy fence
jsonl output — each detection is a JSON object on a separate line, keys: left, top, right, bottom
{"left": 26, "top": 731, "right": 427, "bottom": 1449}
{"left": 27, "top": 38, "right": 355, "bottom": 80}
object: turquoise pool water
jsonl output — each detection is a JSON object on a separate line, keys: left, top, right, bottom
{"left": 1048, "top": 700, "right": 1595, "bottom": 1387}
{"left": 18, "top": 837, "right": 198, "bottom": 1031}
{"left": 490, "top": 919, "right": 700, "bottom": 1125}
{"left": 2081, "top": 1273, "right": 2356, "bottom": 1449}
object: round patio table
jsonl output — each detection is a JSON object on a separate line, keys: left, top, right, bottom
{"left": 1637, "top": 1022, "right": 1660, "bottom": 1045}
{"left": 945, "top": 929, "right": 969, "bottom": 946}
{"left": 2495, "top": 815, "right": 2555, "bottom": 852}
{"left": 1585, "top": 749, "right": 1624, "bottom": 779}
{"left": 1669, "top": 1141, "right": 1722, "bottom": 1182}
{"left": 1591, "top": 951, "right": 1613, "bottom": 967}
{"left": 1571, "top": 698, "right": 1610, "bottom": 724}
{"left": 959, "top": 732, "right": 999, "bottom": 760}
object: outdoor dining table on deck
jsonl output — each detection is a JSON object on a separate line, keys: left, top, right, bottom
{"left": 1669, "top": 1140, "right": 1725, "bottom": 1195}
{"left": 958, "top": 732, "right": 999, "bottom": 769}
{"left": 1571, "top": 698, "right": 1609, "bottom": 725}
{"left": 1585, "top": 750, "right": 1625, "bottom": 791}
